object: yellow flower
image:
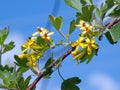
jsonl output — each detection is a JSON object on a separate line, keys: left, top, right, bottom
{"left": 81, "top": 25, "right": 93, "bottom": 35}
{"left": 26, "top": 61, "right": 37, "bottom": 67}
{"left": 22, "top": 38, "right": 41, "bottom": 53}
{"left": 71, "top": 37, "right": 86, "bottom": 61}
{"left": 18, "top": 54, "right": 28, "bottom": 59}
{"left": 76, "top": 20, "right": 93, "bottom": 36}
{"left": 82, "top": 38, "right": 98, "bottom": 55}
{"left": 19, "top": 51, "right": 41, "bottom": 68}
{"left": 32, "top": 27, "right": 48, "bottom": 36}
{"left": 40, "top": 31, "right": 54, "bottom": 41}
{"left": 73, "top": 50, "right": 85, "bottom": 60}
{"left": 32, "top": 27, "right": 54, "bottom": 41}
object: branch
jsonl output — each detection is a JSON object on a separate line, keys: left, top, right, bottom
{"left": 106, "top": 17, "right": 120, "bottom": 28}
{"left": 27, "top": 47, "right": 75, "bottom": 90}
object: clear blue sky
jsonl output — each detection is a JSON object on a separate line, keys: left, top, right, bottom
{"left": 0, "top": 0, "right": 120, "bottom": 90}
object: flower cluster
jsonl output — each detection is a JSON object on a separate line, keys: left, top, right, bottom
{"left": 71, "top": 20, "right": 98, "bottom": 62}
{"left": 19, "top": 27, "right": 54, "bottom": 71}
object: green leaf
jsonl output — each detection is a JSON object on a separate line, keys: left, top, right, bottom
{"left": 18, "top": 76, "right": 32, "bottom": 90}
{"left": 109, "top": 22, "right": 120, "bottom": 42}
{"left": 80, "top": 49, "right": 97, "bottom": 64}
{"left": 0, "top": 70, "right": 17, "bottom": 88}
{"left": 24, "top": 76, "right": 31, "bottom": 86}
{"left": 0, "top": 84, "right": 8, "bottom": 89}
{"left": 37, "top": 36, "right": 50, "bottom": 47}
{"left": 61, "top": 77, "right": 81, "bottom": 90}
{"left": 0, "top": 27, "right": 9, "bottom": 44}
{"left": 18, "top": 77, "right": 24, "bottom": 89}
{"left": 99, "top": 34, "right": 103, "bottom": 41}
{"left": 2, "top": 41, "right": 15, "bottom": 53}
{"left": 77, "top": 5, "right": 96, "bottom": 22}
{"left": 64, "top": 0, "right": 82, "bottom": 12}
{"left": 49, "top": 15, "right": 63, "bottom": 31}
{"left": 114, "top": 0, "right": 120, "bottom": 5}
{"left": 105, "top": 22, "right": 120, "bottom": 44}
{"left": 96, "top": 8, "right": 101, "bottom": 19}
{"left": 87, "top": 49, "right": 97, "bottom": 63}
{"left": 96, "top": 3, "right": 108, "bottom": 21}
{"left": 44, "top": 58, "right": 54, "bottom": 68}
{"left": 69, "top": 20, "right": 76, "bottom": 35}
{"left": 85, "top": 0, "right": 93, "bottom": 5}
{"left": 36, "top": 36, "right": 50, "bottom": 54}
{"left": 43, "top": 58, "right": 54, "bottom": 78}
{"left": 14, "top": 55, "right": 29, "bottom": 68}
{"left": 105, "top": 0, "right": 114, "bottom": 9}
{"left": 17, "top": 67, "right": 29, "bottom": 73}
{"left": 43, "top": 68, "right": 53, "bottom": 78}
{"left": 0, "top": 70, "right": 4, "bottom": 79}
{"left": 3, "top": 78, "right": 10, "bottom": 86}
{"left": 82, "top": 5, "right": 96, "bottom": 22}
{"left": 105, "top": 31, "right": 115, "bottom": 44}
{"left": 80, "top": 0, "right": 86, "bottom": 5}
{"left": 108, "top": 6, "right": 120, "bottom": 18}
{"left": 0, "top": 65, "right": 14, "bottom": 72}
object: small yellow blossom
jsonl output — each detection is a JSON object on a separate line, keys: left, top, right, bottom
{"left": 19, "top": 51, "right": 41, "bottom": 68}
{"left": 32, "top": 27, "right": 48, "bottom": 36}
{"left": 73, "top": 50, "right": 85, "bottom": 60}
{"left": 18, "top": 54, "right": 28, "bottom": 59}
{"left": 76, "top": 20, "right": 93, "bottom": 36}
{"left": 71, "top": 37, "right": 86, "bottom": 61}
{"left": 22, "top": 38, "right": 41, "bottom": 53}
{"left": 40, "top": 31, "right": 54, "bottom": 41}
{"left": 26, "top": 61, "right": 37, "bottom": 67}
{"left": 81, "top": 38, "right": 98, "bottom": 55}
{"left": 32, "top": 27, "right": 54, "bottom": 41}
{"left": 71, "top": 36, "right": 98, "bottom": 62}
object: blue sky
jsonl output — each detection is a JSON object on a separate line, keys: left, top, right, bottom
{"left": 0, "top": 0, "right": 120, "bottom": 90}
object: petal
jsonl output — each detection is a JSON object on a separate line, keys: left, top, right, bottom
{"left": 18, "top": 54, "right": 26, "bottom": 58}
{"left": 22, "top": 44, "right": 27, "bottom": 47}
{"left": 46, "top": 37, "right": 51, "bottom": 41}
{"left": 78, "top": 37, "right": 85, "bottom": 42}
{"left": 71, "top": 42, "right": 77, "bottom": 47}
{"left": 32, "top": 32, "right": 39, "bottom": 36}
{"left": 74, "top": 51, "right": 85, "bottom": 60}
{"left": 31, "top": 36, "right": 37, "bottom": 41}
{"left": 48, "top": 32, "right": 54, "bottom": 36}
{"left": 92, "top": 44, "right": 98, "bottom": 49}
{"left": 41, "top": 27, "right": 48, "bottom": 33}
{"left": 75, "top": 24, "right": 81, "bottom": 27}
{"left": 80, "top": 27, "right": 86, "bottom": 31}
{"left": 79, "top": 43, "right": 87, "bottom": 48}
{"left": 80, "top": 20, "right": 84, "bottom": 25}
{"left": 81, "top": 31, "right": 87, "bottom": 35}
{"left": 22, "top": 48, "right": 28, "bottom": 53}
{"left": 31, "top": 44, "right": 41, "bottom": 49}
{"left": 87, "top": 46, "right": 92, "bottom": 55}
{"left": 91, "top": 39, "right": 96, "bottom": 44}
{"left": 72, "top": 46, "right": 79, "bottom": 56}
{"left": 85, "top": 38, "right": 90, "bottom": 43}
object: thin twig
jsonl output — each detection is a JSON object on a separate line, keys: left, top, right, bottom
{"left": 58, "top": 67, "right": 64, "bottom": 81}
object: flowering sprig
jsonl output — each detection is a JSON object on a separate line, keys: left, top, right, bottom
{"left": 71, "top": 20, "right": 98, "bottom": 63}
{"left": 18, "top": 27, "right": 54, "bottom": 73}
